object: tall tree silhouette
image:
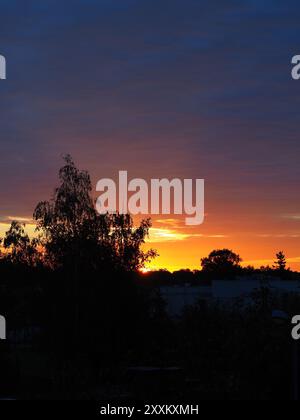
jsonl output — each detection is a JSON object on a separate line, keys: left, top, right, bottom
{"left": 32, "top": 156, "right": 158, "bottom": 360}
{"left": 274, "top": 251, "right": 289, "bottom": 279}
{"left": 33, "top": 155, "right": 157, "bottom": 271}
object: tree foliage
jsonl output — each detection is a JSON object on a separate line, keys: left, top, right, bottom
{"left": 201, "top": 248, "right": 242, "bottom": 279}
{"left": 274, "top": 251, "right": 287, "bottom": 272}
{"left": 3, "top": 221, "right": 40, "bottom": 266}
{"left": 33, "top": 155, "right": 157, "bottom": 271}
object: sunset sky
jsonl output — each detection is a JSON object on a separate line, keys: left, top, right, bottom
{"left": 1, "top": 1, "right": 300, "bottom": 271}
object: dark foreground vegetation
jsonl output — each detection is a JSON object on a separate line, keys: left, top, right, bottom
{"left": 0, "top": 157, "right": 299, "bottom": 400}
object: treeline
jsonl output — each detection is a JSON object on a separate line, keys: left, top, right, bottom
{"left": 143, "top": 249, "right": 299, "bottom": 286}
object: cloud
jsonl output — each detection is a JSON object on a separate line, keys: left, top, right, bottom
{"left": 155, "top": 216, "right": 209, "bottom": 230}
{"left": 206, "top": 234, "right": 227, "bottom": 238}
{"left": 148, "top": 227, "right": 227, "bottom": 243}
{"left": 256, "top": 233, "right": 300, "bottom": 238}
{"left": 156, "top": 218, "right": 180, "bottom": 226}
{"left": 281, "top": 215, "right": 300, "bottom": 221}
{"left": 0, "top": 215, "right": 34, "bottom": 224}
{"left": 155, "top": 218, "right": 187, "bottom": 229}
{"left": 148, "top": 227, "right": 200, "bottom": 242}
{"left": 287, "top": 257, "right": 300, "bottom": 263}
{"left": 6, "top": 216, "right": 33, "bottom": 222}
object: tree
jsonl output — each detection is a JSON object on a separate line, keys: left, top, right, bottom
{"left": 3, "top": 221, "right": 40, "bottom": 265}
{"left": 273, "top": 251, "right": 288, "bottom": 278}
{"left": 32, "top": 156, "right": 158, "bottom": 358}
{"left": 201, "top": 249, "right": 242, "bottom": 279}
{"left": 108, "top": 213, "right": 157, "bottom": 271}
{"left": 33, "top": 155, "right": 157, "bottom": 271}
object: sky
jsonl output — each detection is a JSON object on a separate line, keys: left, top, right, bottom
{"left": 1, "top": 0, "right": 300, "bottom": 271}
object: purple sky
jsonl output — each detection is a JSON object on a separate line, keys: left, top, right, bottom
{"left": 1, "top": 0, "right": 300, "bottom": 269}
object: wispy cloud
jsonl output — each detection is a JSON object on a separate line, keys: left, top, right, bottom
{"left": 148, "top": 228, "right": 200, "bottom": 242}
{"left": 206, "top": 234, "right": 228, "bottom": 238}
{"left": 155, "top": 218, "right": 181, "bottom": 226}
{"left": 287, "top": 257, "right": 300, "bottom": 263}
{"left": 7, "top": 216, "right": 33, "bottom": 223}
{"left": 155, "top": 216, "right": 209, "bottom": 230}
{"left": 0, "top": 216, "right": 33, "bottom": 224}
{"left": 281, "top": 214, "right": 300, "bottom": 221}
{"left": 148, "top": 227, "right": 227, "bottom": 243}
{"left": 256, "top": 233, "right": 300, "bottom": 238}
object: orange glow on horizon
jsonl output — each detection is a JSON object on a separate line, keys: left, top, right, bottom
{"left": 2, "top": 212, "right": 300, "bottom": 273}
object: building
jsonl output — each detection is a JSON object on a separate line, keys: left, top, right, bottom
{"left": 160, "top": 277, "right": 300, "bottom": 317}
